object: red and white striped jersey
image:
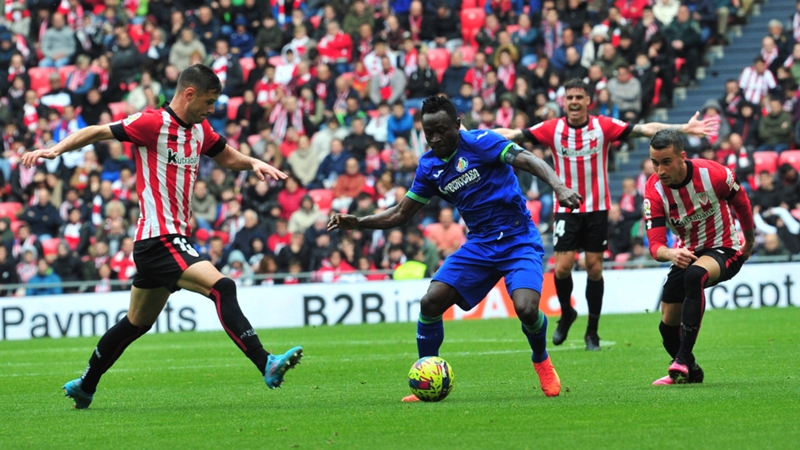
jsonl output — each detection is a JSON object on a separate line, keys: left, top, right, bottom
{"left": 644, "top": 159, "right": 753, "bottom": 255}
{"left": 110, "top": 107, "right": 227, "bottom": 241}
{"left": 523, "top": 115, "right": 632, "bottom": 213}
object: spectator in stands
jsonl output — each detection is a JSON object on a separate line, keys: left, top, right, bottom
{"left": 277, "top": 232, "right": 310, "bottom": 271}
{"left": 342, "top": 117, "right": 375, "bottom": 161}
{"left": 421, "top": 2, "right": 462, "bottom": 53}
{"left": 591, "top": 88, "right": 620, "bottom": 119}
{"left": 387, "top": 100, "right": 413, "bottom": 145}
{"left": 767, "top": 19, "right": 792, "bottom": 62}
{"left": 317, "top": 21, "right": 354, "bottom": 75}
{"left": 192, "top": 5, "right": 220, "bottom": 54}
{"left": 653, "top": 0, "right": 680, "bottom": 26}
{"left": 49, "top": 241, "right": 82, "bottom": 292}
{"left": 40, "top": 13, "right": 75, "bottom": 68}
{"left": 757, "top": 96, "right": 792, "bottom": 152}
{"left": 607, "top": 64, "right": 642, "bottom": 123}
{"left": 27, "top": 258, "right": 63, "bottom": 296}
{"left": 169, "top": 28, "right": 207, "bottom": 72}
{"left": 777, "top": 163, "right": 800, "bottom": 210}
{"left": 439, "top": 51, "right": 468, "bottom": 99}
{"left": 581, "top": 25, "right": 608, "bottom": 70}
{"left": 365, "top": 101, "right": 390, "bottom": 144}
{"left": 740, "top": 56, "right": 777, "bottom": 106}
{"left": 205, "top": 235, "right": 227, "bottom": 271}
{"left": 561, "top": 0, "right": 591, "bottom": 33}
{"left": 343, "top": 0, "right": 374, "bottom": 36}
{"left": 663, "top": 5, "right": 703, "bottom": 87}
{"left": 723, "top": 133, "right": 755, "bottom": 192}
{"left": 563, "top": 47, "right": 589, "bottom": 82}
{"left": 267, "top": 218, "right": 291, "bottom": 255}
{"left": 760, "top": 233, "right": 792, "bottom": 258}
{"left": 406, "top": 54, "right": 438, "bottom": 110}
{"left": 636, "top": 158, "right": 655, "bottom": 196}
{"left": 332, "top": 157, "right": 366, "bottom": 212}
{"left": 61, "top": 206, "right": 92, "bottom": 255}
{"left": 762, "top": 36, "right": 784, "bottom": 76}
{"left": 16, "top": 245, "right": 38, "bottom": 283}
{"left": 424, "top": 207, "right": 466, "bottom": 258}
{"left": 231, "top": 210, "right": 268, "bottom": 259}
{"left": 732, "top": 100, "right": 760, "bottom": 149}
{"left": 552, "top": 28, "right": 582, "bottom": 73}
{"left": 0, "top": 245, "right": 18, "bottom": 296}
{"left": 109, "top": 32, "right": 142, "bottom": 89}
{"left": 752, "top": 170, "right": 782, "bottom": 211}
{"left": 380, "top": 15, "right": 405, "bottom": 51}
{"left": 607, "top": 203, "right": 632, "bottom": 257}
{"left": 369, "top": 55, "right": 406, "bottom": 107}
{"left": 22, "top": 188, "right": 61, "bottom": 240}
{"left": 288, "top": 135, "right": 320, "bottom": 187}
{"left": 41, "top": 72, "right": 72, "bottom": 109}
{"left": 631, "top": 7, "right": 662, "bottom": 54}
{"left": 289, "top": 196, "right": 320, "bottom": 235}
{"left": 513, "top": 14, "right": 538, "bottom": 67}
{"left": 314, "top": 138, "right": 350, "bottom": 189}
{"left": 277, "top": 175, "right": 307, "bottom": 220}
{"left": 475, "top": 13, "right": 502, "bottom": 55}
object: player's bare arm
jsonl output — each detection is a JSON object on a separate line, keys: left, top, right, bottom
{"left": 493, "top": 128, "right": 525, "bottom": 142}
{"left": 328, "top": 196, "right": 425, "bottom": 231}
{"left": 212, "top": 145, "right": 288, "bottom": 181}
{"left": 20, "top": 125, "right": 115, "bottom": 168}
{"left": 628, "top": 112, "right": 717, "bottom": 138}
{"left": 655, "top": 246, "right": 698, "bottom": 269}
{"left": 509, "top": 150, "right": 582, "bottom": 210}
{"left": 741, "top": 229, "right": 755, "bottom": 260}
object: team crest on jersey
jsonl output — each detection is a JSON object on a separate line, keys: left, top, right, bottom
{"left": 456, "top": 157, "right": 469, "bottom": 172}
{"left": 123, "top": 113, "right": 142, "bottom": 126}
{"left": 643, "top": 199, "right": 652, "bottom": 219}
{"left": 695, "top": 192, "right": 709, "bottom": 205}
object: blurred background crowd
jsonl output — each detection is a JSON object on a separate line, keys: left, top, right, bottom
{"left": 0, "top": 0, "right": 797, "bottom": 295}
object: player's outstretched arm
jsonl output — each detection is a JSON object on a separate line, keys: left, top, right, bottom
{"left": 628, "top": 112, "right": 716, "bottom": 138}
{"left": 213, "top": 145, "right": 288, "bottom": 181}
{"left": 493, "top": 128, "right": 525, "bottom": 142}
{"left": 20, "top": 125, "right": 115, "bottom": 168}
{"left": 510, "top": 150, "right": 582, "bottom": 210}
{"left": 328, "top": 196, "right": 425, "bottom": 231}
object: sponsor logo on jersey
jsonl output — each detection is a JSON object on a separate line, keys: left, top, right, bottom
{"left": 167, "top": 150, "right": 200, "bottom": 165}
{"left": 123, "top": 113, "right": 142, "bottom": 126}
{"left": 476, "top": 131, "right": 488, "bottom": 140}
{"left": 670, "top": 208, "right": 716, "bottom": 227}
{"left": 433, "top": 169, "right": 444, "bottom": 178}
{"left": 440, "top": 168, "right": 480, "bottom": 194}
{"left": 456, "top": 157, "right": 469, "bottom": 173}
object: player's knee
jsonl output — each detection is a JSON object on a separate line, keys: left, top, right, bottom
{"left": 514, "top": 302, "right": 540, "bottom": 324}
{"left": 683, "top": 265, "right": 708, "bottom": 292}
{"left": 210, "top": 277, "right": 237, "bottom": 302}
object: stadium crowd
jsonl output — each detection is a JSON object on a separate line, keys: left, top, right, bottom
{"left": 0, "top": 0, "right": 795, "bottom": 295}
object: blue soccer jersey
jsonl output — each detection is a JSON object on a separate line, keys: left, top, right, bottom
{"left": 407, "top": 129, "right": 533, "bottom": 242}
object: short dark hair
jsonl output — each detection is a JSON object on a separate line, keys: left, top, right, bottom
{"left": 562, "top": 78, "right": 589, "bottom": 94}
{"left": 421, "top": 95, "right": 458, "bottom": 123}
{"left": 650, "top": 130, "right": 684, "bottom": 153}
{"left": 177, "top": 64, "right": 222, "bottom": 94}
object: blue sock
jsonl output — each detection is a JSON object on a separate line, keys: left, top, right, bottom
{"left": 521, "top": 310, "right": 549, "bottom": 363}
{"left": 416, "top": 313, "right": 444, "bottom": 358}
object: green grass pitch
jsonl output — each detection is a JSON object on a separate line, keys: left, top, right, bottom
{"left": 1, "top": 307, "right": 798, "bottom": 449}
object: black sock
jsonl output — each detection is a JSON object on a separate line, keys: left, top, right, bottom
{"left": 208, "top": 278, "right": 269, "bottom": 374}
{"left": 586, "top": 277, "right": 604, "bottom": 335}
{"left": 81, "top": 316, "right": 151, "bottom": 394}
{"left": 676, "top": 266, "right": 708, "bottom": 365}
{"left": 554, "top": 275, "right": 575, "bottom": 315}
{"left": 659, "top": 321, "right": 681, "bottom": 359}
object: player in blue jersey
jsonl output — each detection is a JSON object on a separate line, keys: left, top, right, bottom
{"left": 328, "top": 96, "right": 582, "bottom": 401}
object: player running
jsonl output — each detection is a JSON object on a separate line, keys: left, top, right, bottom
{"left": 21, "top": 65, "right": 303, "bottom": 409}
{"left": 495, "top": 78, "right": 716, "bottom": 350}
{"left": 644, "top": 130, "right": 754, "bottom": 385}
{"left": 328, "top": 96, "right": 582, "bottom": 401}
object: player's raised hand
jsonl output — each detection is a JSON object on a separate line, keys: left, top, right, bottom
{"left": 327, "top": 213, "right": 359, "bottom": 231}
{"left": 668, "top": 248, "right": 698, "bottom": 269}
{"left": 684, "top": 111, "right": 717, "bottom": 137}
{"left": 555, "top": 186, "right": 582, "bottom": 210}
{"left": 251, "top": 159, "right": 288, "bottom": 181}
{"left": 20, "top": 148, "right": 58, "bottom": 168}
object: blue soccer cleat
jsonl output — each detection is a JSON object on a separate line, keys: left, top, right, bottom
{"left": 63, "top": 379, "right": 93, "bottom": 409}
{"left": 264, "top": 346, "right": 303, "bottom": 389}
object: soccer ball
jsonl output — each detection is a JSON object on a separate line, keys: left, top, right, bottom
{"left": 407, "top": 356, "right": 455, "bottom": 402}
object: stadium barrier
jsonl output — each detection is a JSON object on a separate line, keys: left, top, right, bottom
{"left": 1, "top": 262, "right": 798, "bottom": 341}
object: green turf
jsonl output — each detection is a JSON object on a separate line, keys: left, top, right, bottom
{"left": 1, "top": 307, "right": 798, "bottom": 449}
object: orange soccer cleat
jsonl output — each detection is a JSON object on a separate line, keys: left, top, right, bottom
{"left": 533, "top": 356, "right": 562, "bottom": 397}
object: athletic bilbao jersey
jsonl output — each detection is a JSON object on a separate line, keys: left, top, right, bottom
{"left": 523, "top": 115, "right": 632, "bottom": 213}
{"left": 407, "top": 130, "right": 535, "bottom": 242}
{"left": 110, "top": 107, "right": 227, "bottom": 241}
{"left": 644, "top": 159, "right": 745, "bottom": 253}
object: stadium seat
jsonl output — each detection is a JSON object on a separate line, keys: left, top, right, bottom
{"left": 460, "top": 8, "right": 486, "bottom": 45}
{"left": 308, "top": 188, "right": 334, "bottom": 211}
{"left": 458, "top": 45, "right": 477, "bottom": 64}
{"left": 58, "top": 65, "right": 76, "bottom": 84}
{"left": 9, "top": 220, "right": 24, "bottom": 236}
{"left": 0, "top": 202, "right": 23, "bottom": 219}
{"left": 108, "top": 102, "right": 129, "bottom": 121}
{"left": 462, "top": 0, "right": 477, "bottom": 8}
{"left": 367, "top": 109, "right": 380, "bottom": 118}
{"left": 614, "top": 252, "right": 630, "bottom": 270}
{"left": 29, "top": 67, "right": 56, "bottom": 92}
{"left": 269, "top": 55, "right": 284, "bottom": 67}
{"left": 526, "top": 200, "right": 542, "bottom": 224}
{"left": 426, "top": 48, "right": 450, "bottom": 74}
{"left": 239, "top": 57, "right": 255, "bottom": 81}
{"left": 227, "top": 96, "right": 243, "bottom": 121}
{"left": 506, "top": 25, "right": 520, "bottom": 34}
{"left": 247, "top": 134, "right": 260, "bottom": 147}
{"left": 42, "top": 238, "right": 61, "bottom": 257}
{"left": 753, "top": 151, "right": 779, "bottom": 174}
{"left": 213, "top": 230, "right": 230, "bottom": 245}
{"left": 778, "top": 150, "right": 800, "bottom": 172}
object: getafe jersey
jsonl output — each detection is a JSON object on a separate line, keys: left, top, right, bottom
{"left": 407, "top": 130, "right": 535, "bottom": 242}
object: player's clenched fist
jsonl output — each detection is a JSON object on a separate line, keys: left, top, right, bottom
{"left": 21, "top": 149, "right": 58, "bottom": 168}
{"left": 554, "top": 186, "right": 582, "bottom": 210}
{"left": 328, "top": 213, "right": 359, "bottom": 231}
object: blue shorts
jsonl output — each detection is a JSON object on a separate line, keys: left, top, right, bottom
{"left": 432, "top": 226, "right": 545, "bottom": 311}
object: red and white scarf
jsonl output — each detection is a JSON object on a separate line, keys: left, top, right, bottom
{"left": 66, "top": 68, "right": 90, "bottom": 92}
{"left": 271, "top": 0, "right": 302, "bottom": 26}
{"left": 57, "top": 0, "right": 84, "bottom": 30}
{"left": 497, "top": 64, "right": 515, "bottom": 91}
{"left": 298, "top": 97, "right": 315, "bottom": 116}
{"left": 7, "top": 64, "right": 24, "bottom": 82}
{"left": 92, "top": 66, "right": 108, "bottom": 91}
{"left": 270, "top": 104, "right": 305, "bottom": 140}
{"left": 290, "top": 36, "right": 310, "bottom": 58}
{"left": 645, "top": 21, "right": 659, "bottom": 43}
{"left": 762, "top": 47, "right": 779, "bottom": 67}
{"left": 541, "top": 20, "right": 563, "bottom": 59}
{"left": 358, "top": 37, "right": 372, "bottom": 61}
{"left": 212, "top": 54, "right": 229, "bottom": 87}
{"left": 63, "top": 222, "right": 82, "bottom": 251}
{"left": 468, "top": 66, "right": 488, "bottom": 93}
{"left": 409, "top": 14, "right": 422, "bottom": 41}
{"left": 495, "top": 106, "right": 514, "bottom": 128}
{"left": 315, "top": 79, "right": 328, "bottom": 101}
{"left": 379, "top": 67, "right": 394, "bottom": 100}
{"left": 333, "top": 90, "right": 348, "bottom": 111}
{"left": 794, "top": 12, "right": 800, "bottom": 42}
{"left": 403, "top": 49, "right": 418, "bottom": 77}
{"left": 23, "top": 103, "right": 39, "bottom": 131}
{"left": 5, "top": 0, "right": 28, "bottom": 22}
